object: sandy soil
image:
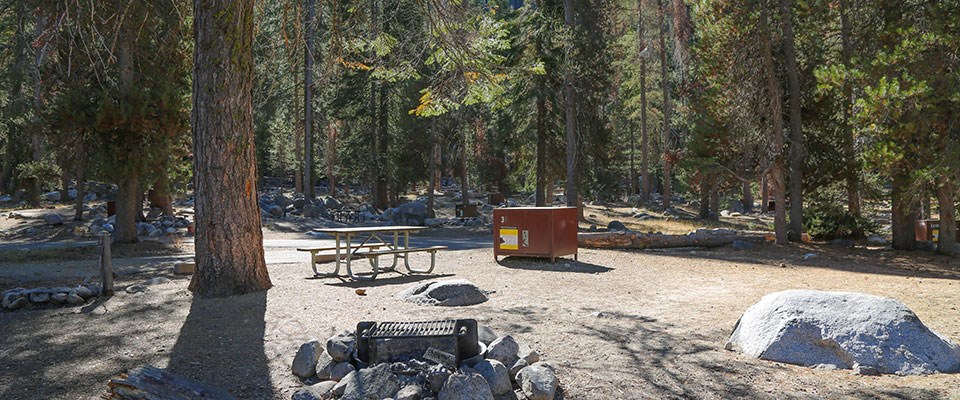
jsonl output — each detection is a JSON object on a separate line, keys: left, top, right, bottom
{"left": 2, "top": 236, "right": 960, "bottom": 400}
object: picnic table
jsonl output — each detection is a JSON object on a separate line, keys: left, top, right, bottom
{"left": 300, "top": 226, "right": 446, "bottom": 281}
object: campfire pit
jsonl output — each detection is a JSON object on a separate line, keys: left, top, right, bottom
{"left": 355, "top": 319, "right": 483, "bottom": 368}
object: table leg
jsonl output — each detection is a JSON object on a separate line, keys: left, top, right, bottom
{"left": 346, "top": 233, "right": 377, "bottom": 280}
{"left": 402, "top": 230, "right": 413, "bottom": 272}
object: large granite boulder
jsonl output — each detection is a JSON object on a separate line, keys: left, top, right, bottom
{"left": 397, "top": 280, "right": 488, "bottom": 307}
{"left": 726, "top": 290, "right": 960, "bottom": 375}
{"left": 392, "top": 201, "right": 428, "bottom": 226}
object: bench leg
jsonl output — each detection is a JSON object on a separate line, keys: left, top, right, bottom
{"left": 405, "top": 251, "right": 437, "bottom": 274}
{"left": 311, "top": 252, "right": 340, "bottom": 278}
{"left": 348, "top": 255, "right": 378, "bottom": 281}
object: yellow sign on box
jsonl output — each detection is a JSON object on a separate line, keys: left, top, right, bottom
{"left": 499, "top": 227, "right": 518, "bottom": 250}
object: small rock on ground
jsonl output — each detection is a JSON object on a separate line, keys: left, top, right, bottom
{"left": 485, "top": 335, "right": 519, "bottom": 368}
{"left": 516, "top": 364, "right": 558, "bottom": 400}
{"left": 292, "top": 340, "right": 325, "bottom": 378}
{"left": 438, "top": 367, "right": 494, "bottom": 400}
{"left": 292, "top": 381, "right": 337, "bottom": 400}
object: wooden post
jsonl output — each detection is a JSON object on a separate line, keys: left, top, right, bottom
{"left": 99, "top": 231, "right": 114, "bottom": 295}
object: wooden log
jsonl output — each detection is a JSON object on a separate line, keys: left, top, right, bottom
{"left": 578, "top": 229, "right": 767, "bottom": 250}
{"left": 105, "top": 365, "right": 236, "bottom": 400}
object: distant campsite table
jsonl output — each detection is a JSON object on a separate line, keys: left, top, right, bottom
{"left": 304, "top": 226, "right": 446, "bottom": 281}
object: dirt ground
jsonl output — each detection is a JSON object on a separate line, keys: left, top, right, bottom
{"left": 2, "top": 230, "right": 960, "bottom": 400}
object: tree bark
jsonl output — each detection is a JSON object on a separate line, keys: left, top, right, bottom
{"left": 781, "top": 0, "right": 804, "bottom": 242}
{"left": 890, "top": 172, "right": 917, "bottom": 251}
{"left": 460, "top": 115, "right": 469, "bottom": 207}
{"left": 74, "top": 169, "right": 86, "bottom": 221}
{"left": 563, "top": 0, "right": 577, "bottom": 208}
{"left": 936, "top": 177, "right": 958, "bottom": 256}
{"left": 698, "top": 178, "right": 710, "bottom": 219}
{"left": 427, "top": 118, "right": 437, "bottom": 218}
{"left": 303, "top": 0, "right": 316, "bottom": 199}
{"left": 326, "top": 121, "right": 338, "bottom": 196}
{"left": 709, "top": 178, "right": 720, "bottom": 221}
{"left": 114, "top": 174, "right": 140, "bottom": 243}
{"left": 150, "top": 174, "right": 175, "bottom": 215}
{"left": 838, "top": 0, "right": 861, "bottom": 231}
{"left": 190, "top": 0, "right": 271, "bottom": 297}
{"left": 760, "top": 172, "right": 769, "bottom": 212}
{"left": 658, "top": 0, "right": 672, "bottom": 209}
{"left": 535, "top": 87, "right": 547, "bottom": 207}
{"left": 761, "top": 4, "right": 788, "bottom": 245}
{"left": 639, "top": 0, "right": 650, "bottom": 202}
{"left": 579, "top": 230, "right": 765, "bottom": 249}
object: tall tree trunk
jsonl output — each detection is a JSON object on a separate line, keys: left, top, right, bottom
{"left": 838, "top": 0, "right": 861, "bottom": 232}
{"left": 760, "top": 172, "right": 769, "bottom": 212}
{"left": 535, "top": 82, "right": 547, "bottom": 207}
{"left": 563, "top": 0, "right": 577, "bottom": 208}
{"left": 114, "top": 174, "right": 140, "bottom": 243}
{"left": 709, "top": 178, "right": 720, "bottom": 222}
{"left": 327, "top": 121, "right": 338, "bottom": 195}
{"left": 761, "top": 4, "right": 788, "bottom": 245}
{"left": 190, "top": 0, "right": 271, "bottom": 297}
{"left": 427, "top": 118, "right": 437, "bottom": 218}
{"left": 74, "top": 175, "right": 86, "bottom": 221}
{"left": 658, "top": 0, "right": 672, "bottom": 210}
{"left": 303, "top": 0, "right": 316, "bottom": 199}
{"left": 460, "top": 115, "right": 469, "bottom": 207}
{"left": 890, "top": 172, "right": 917, "bottom": 251}
{"left": 375, "top": 83, "right": 389, "bottom": 210}
{"left": 781, "top": 0, "right": 804, "bottom": 242}
{"left": 150, "top": 173, "right": 176, "bottom": 215}
{"left": 698, "top": 178, "right": 710, "bottom": 219}
{"left": 639, "top": 0, "right": 650, "bottom": 202}
{"left": 742, "top": 178, "right": 754, "bottom": 213}
{"left": 28, "top": 11, "right": 50, "bottom": 208}
{"left": 936, "top": 177, "right": 958, "bottom": 256}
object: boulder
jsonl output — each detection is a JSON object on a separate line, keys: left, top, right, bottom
{"left": 3, "top": 294, "right": 28, "bottom": 310}
{"left": 274, "top": 194, "right": 292, "bottom": 208}
{"left": 830, "top": 239, "right": 856, "bottom": 248}
{"left": 268, "top": 205, "right": 285, "bottom": 218}
{"left": 606, "top": 220, "right": 629, "bottom": 232}
{"left": 292, "top": 381, "right": 337, "bottom": 400}
{"left": 315, "top": 352, "right": 336, "bottom": 380}
{"left": 43, "top": 213, "right": 64, "bottom": 225}
{"left": 866, "top": 234, "right": 887, "bottom": 245}
{"left": 472, "top": 359, "right": 511, "bottom": 396}
{"left": 326, "top": 332, "right": 356, "bottom": 362}
{"left": 44, "top": 191, "right": 61, "bottom": 202}
{"left": 516, "top": 364, "right": 558, "bottom": 400}
{"left": 437, "top": 367, "right": 494, "bottom": 400}
{"left": 293, "top": 198, "right": 308, "bottom": 209}
{"left": 397, "top": 280, "right": 488, "bottom": 307}
{"left": 427, "top": 365, "right": 451, "bottom": 393}
{"left": 51, "top": 292, "right": 68, "bottom": 304}
{"left": 726, "top": 290, "right": 960, "bottom": 375}
{"left": 74, "top": 285, "right": 94, "bottom": 300}
{"left": 509, "top": 359, "right": 528, "bottom": 383}
{"left": 485, "top": 335, "right": 520, "bottom": 368}
{"left": 28, "top": 290, "right": 50, "bottom": 304}
{"left": 293, "top": 340, "right": 325, "bottom": 379}
{"left": 66, "top": 293, "right": 85, "bottom": 305}
{"left": 338, "top": 363, "right": 400, "bottom": 400}
{"left": 330, "top": 362, "right": 355, "bottom": 382}
{"left": 395, "top": 384, "right": 422, "bottom": 400}
{"left": 323, "top": 197, "right": 342, "bottom": 209}
{"left": 303, "top": 204, "right": 326, "bottom": 219}
{"left": 393, "top": 202, "right": 428, "bottom": 226}
{"left": 478, "top": 325, "right": 498, "bottom": 346}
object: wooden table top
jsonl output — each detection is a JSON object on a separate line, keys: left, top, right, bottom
{"left": 311, "top": 226, "right": 429, "bottom": 234}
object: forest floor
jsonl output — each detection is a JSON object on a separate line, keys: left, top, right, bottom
{"left": 1, "top": 199, "right": 959, "bottom": 399}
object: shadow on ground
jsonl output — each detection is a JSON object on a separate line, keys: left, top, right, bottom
{"left": 167, "top": 290, "right": 274, "bottom": 399}
{"left": 497, "top": 257, "right": 613, "bottom": 274}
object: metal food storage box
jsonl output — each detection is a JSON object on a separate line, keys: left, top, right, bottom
{"left": 493, "top": 207, "right": 578, "bottom": 262}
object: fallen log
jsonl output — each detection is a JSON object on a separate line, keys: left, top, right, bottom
{"left": 105, "top": 365, "right": 236, "bottom": 400}
{"left": 578, "top": 229, "right": 767, "bottom": 250}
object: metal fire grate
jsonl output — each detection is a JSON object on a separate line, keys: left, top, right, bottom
{"left": 356, "top": 319, "right": 480, "bottom": 367}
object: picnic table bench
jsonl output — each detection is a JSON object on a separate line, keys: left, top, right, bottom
{"left": 308, "top": 226, "right": 447, "bottom": 280}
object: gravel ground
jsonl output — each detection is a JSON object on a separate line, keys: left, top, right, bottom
{"left": 2, "top": 239, "right": 960, "bottom": 399}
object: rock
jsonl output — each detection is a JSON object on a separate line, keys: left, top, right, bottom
{"left": 485, "top": 335, "right": 520, "bottom": 368}
{"left": 74, "top": 285, "right": 93, "bottom": 300}
{"left": 293, "top": 198, "right": 308, "bottom": 209}
{"left": 472, "top": 359, "right": 511, "bottom": 396}
{"left": 397, "top": 279, "right": 488, "bottom": 307}
{"left": 830, "top": 239, "right": 856, "bottom": 248}
{"left": 720, "top": 210, "right": 732, "bottom": 217}
{"left": 731, "top": 240, "right": 755, "bottom": 251}
{"left": 149, "top": 229, "right": 164, "bottom": 237}
{"left": 326, "top": 332, "right": 356, "bottom": 362}
{"left": 518, "top": 346, "right": 540, "bottom": 365}
{"left": 143, "top": 277, "right": 171, "bottom": 286}
{"left": 43, "top": 213, "right": 64, "bottom": 225}
{"left": 866, "top": 234, "right": 886, "bottom": 245}
{"left": 164, "top": 227, "right": 176, "bottom": 234}
{"left": 726, "top": 290, "right": 960, "bottom": 375}
{"left": 425, "top": 218, "right": 443, "bottom": 228}
{"left": 338, "top": 363, "right": 400, "bottom": 400}
{"left": 292, "top": 381, "right": 337, "bottom": 400}
{"left": 50, "top": 292, "right": 68, "bottom": 304}
{"left": 293, "top": 340, "right": 325, "bottom": 378}
{"left": 125, "top": 285, "right": 147, "bottom": 294}
{"left": 607, "top": 220, "right": 628, "bottom": 232}
{"left": 4, "top": 296, "right": 28, "bottom": 310}
{"left": 102, "top": 223, "right": 114, "bottom": 233}
{"left": 509, "top": 359, "right": 528, "bottom": 383}
{"left": 28, "top": 290, "right": 50, "bottom": 303}
{"left": 323, "top": 197, "right": 342, "bottom": 209}
{"left": 330, "top": 362, "right": 355, "bottom": 382}
{"left": 438, "top": 367, "right": 494, "bottom": 400}
{"left": 730, "top": 212, "right": 743, "bottom": 217}
{"left": 268, "top": 205, "right": 285, "bottom": 218}
{"left": 395, "top": 384, "right": 423, "bottom": 400}
{"left": 303, "top": 204, "right": 326, "bottom": 219}
{"left": 44, "top": 191, "right": 62, "bottom": 202}
{"left": 853, "top": 363, "right": 881, "bottom": 376}
{"left": 427, "top": 365, "right": 451, "bottom": 393}
{"left": 85, "top": 283, "right": 102, "bottom": 296}
{"left": 66, "top": 293, "right": 85, "bottom": 305}
{"left": 802, "top": 253, "right": 817, "bottom": 260}
{"left": 332, "top": 371, "right": 354, "bottom": 397}
{"left": 315, "top": 352, "right": 336, "bottom": 380}
{"left": 274, "top": 193, "right": 292, "bottom": 208}
{"left": 137, "top": 222, "right": 158, "bottom": 236}
{"left": 478, "top": 325, "right": 497, "bottom": 346}
{"left": 393, "top": 201, "right": 428, "bottom": 226}
{"left": 516, "top": 364, "right": 558, "bottom": 400}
